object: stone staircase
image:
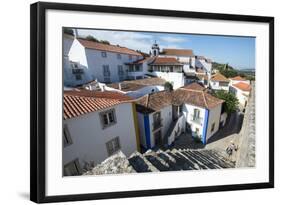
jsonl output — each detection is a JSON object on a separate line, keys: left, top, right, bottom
{"left": 128, "top": 148, "right": 235, "bottom": 173}
{"left": 84, "top": 148, "right": 235, "bottom": 175}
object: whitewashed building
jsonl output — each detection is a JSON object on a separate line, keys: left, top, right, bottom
{"left": 64, "top": 37, "right": 143, "bottom": 87}
{"left": 135, "top": 82, "right": 225, "bottom": 149}
{"left": 63, "top": 90, "right": 139, "bottom": 176}
{"left": 229, "top": 82, "right": 251, "bottom": 109}
{"left": 229, "top": 76, "right": 250, "bottom": 86}
{"left": 209, "top": 73, "right": 230, "bottom": 91}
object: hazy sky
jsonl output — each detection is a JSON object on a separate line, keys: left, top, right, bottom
{"left": 76, "top": 28, "right": 255, "bottom": 70}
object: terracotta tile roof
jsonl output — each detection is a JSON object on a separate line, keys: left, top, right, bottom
{"left": 176, "top": 88, "right": 224, "bottom": 109}
{"left": 64, "top": 90, "right": 132, "bottom": 119}
{"left": 107, "top": 77, "right": 166, "bottom": 92}
{"left": 126, "top": 57, "right": 154, "bottom": 65}
{"left": 211, "top": 73, "right": 229, "bottom": 82}
{"left": 77, "top": 38, "right": 142, "bottom": 56}
{"left": 149, "top": 57, "right": 183, "bottom": 65}
{"left": 182, "top": 82, "right": 205, "bottom": 91}
{"left": 230, "top": 76, "right": 247, "bottom": 81}
{"left": 162, "top": 48, "right": 194, "bottom": 56}
{"left": 232, "top": 82, "right": 251, "bottom": 92}
{"left": 136, "top": 86, "right": 224, "bottom": 113}
{"left": 136, "top": 91, "right": 174, "bottom": 113}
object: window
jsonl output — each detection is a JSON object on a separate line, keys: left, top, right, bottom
{"left": 75, "top": 74, "right": 82, "bottom": 80}
{"left": 100, "top": 109, "right": 116, "bottom": 128}
{"left": 101, "top": 51, "right": 107, "bottom": 58}
{"left": 63, "top": 124, "right": 73, "bottom": 147}
{"left": 193, "top": 109, "right": 200, "bottom": 120}
{"left": 128, "top": 55, "right": 132, "bottom": 60}
{"left": 118, "top": 65, "right": 124, "bottom": 75}
{"left": 106, "top": 137, "right": 121, "bottom": 156}
{"left": 219, "top": 81, "right": 229, "bottom": 87}
{"left": 128, "top": 65, "right": 134, "bottom": 72}
{"left": 117, "top": 53, "right": 121, "bottom": 59}
{"left": 103, "top": 65, "right": 110, "bottom": 76}
{"left": 135, "top": 65, "right": 141, "bottom": 72}
{"left": 211, "top": 123, "right": 215, "bottom": 132}
{"left": 153, "top": 112, "right": 162, "bottom": 130}
{"left": 64, "top": 159, "right": 82, "bottom": 176}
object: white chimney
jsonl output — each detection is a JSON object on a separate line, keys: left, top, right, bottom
{"left": 118, "top": 83, "right": 122, "bottom": 90}
{"left": 73, "top": 29, "right": 79, "bottom": 38}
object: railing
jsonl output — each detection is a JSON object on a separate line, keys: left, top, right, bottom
{"left": 190, "top": 115, "right": 203, "bottom": 125}
{"left": 152, "top": 119, "right": 163, "bottom": 131}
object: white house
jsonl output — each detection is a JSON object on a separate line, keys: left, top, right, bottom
{"left": 63, "top": 90, "right": 139, "bottom": 176}
{"left": 135, "top": 82, "right": 225, "bottom": 149}
{"left": 229, "top": 76, "right": 250, "bottom": 86}
{"left": 64, "top": 37, "right": 143, "bottom": 87}
{"left": 209, "top": 73, "right": 230, "bottom": 91}
{"left": 229, "top": 82, "right": 251, "bottom": 109}
{"left": 146, "top": 57, "right": 185, "bottom": 89}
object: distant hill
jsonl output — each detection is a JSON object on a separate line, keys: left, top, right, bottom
{"left": 212, "top": 62, "right": 255, "bottom": 81}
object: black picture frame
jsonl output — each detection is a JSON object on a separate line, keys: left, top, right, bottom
{"left": 30, "top": 1, "right": 274, "bottom": 203}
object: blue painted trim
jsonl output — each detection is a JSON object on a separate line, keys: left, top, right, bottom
{"left": 143, "top": 115, "right": 151, "bottom": 149}
{"left": 202, "top": 109, "right": 209, "bottom": 144}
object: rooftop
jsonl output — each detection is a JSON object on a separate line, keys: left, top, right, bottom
{"left": 230, "top": 76, "right": 247, "bottom": 81}
{"left": 162, "top": 48, "right": 194, "bottom": 56}
{"left": 136, "top": 83, "right": 224, "bottom": 113}
{"left": 232, "top": 82, "right": 251, "bottom": 92}
{"left": 181, "top": 82, "right": 205, "bottom": 91}
{"left": 107, "top": 77, "right": 166, "bottom": 92}
{"left": 77, "top": 38, "right": 142, "bottom": 56}
{"left": 148, "top": 57, "right": 183, "bottom": 66}
{"left": 64, "top": 90, "right": 132, "bottom": 119}
{"left": 211, "top": 73, "right": 229, "bottom": 82}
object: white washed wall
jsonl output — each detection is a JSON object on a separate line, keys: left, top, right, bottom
{"left": 63, "top": 103, "right": 137, "bottom": 168}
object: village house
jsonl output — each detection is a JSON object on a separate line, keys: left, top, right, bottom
{"left": 209, "top": 73, "right": 230, "bottom": 91}
{"left": 229, "top": 81, "right": 251, "bottom": 110}
{"left": 64, "top": 35, "right": 143, "bottom": 86}
{"left": 229, "top": 76, "right": 250, "bottom": 86}
{"left": 63, "top": 90, "right": 140, "bottom": 175}
{"left": 135, "top": 82, "right": 226, "bottom": 149}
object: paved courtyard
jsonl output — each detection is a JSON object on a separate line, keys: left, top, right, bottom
{"left": 168, "top": 111, "right": 244, "bottom": 159}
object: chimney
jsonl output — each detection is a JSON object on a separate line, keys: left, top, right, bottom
{"left": 118, "top": 83, "right": 122, "bottom": 90}
{"left": 73, "top": 29, "right": 79, "bottom": 38}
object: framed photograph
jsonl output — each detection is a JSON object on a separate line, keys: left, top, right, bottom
{"left": 30, "top": 1, "right": 274, "bottom": 203}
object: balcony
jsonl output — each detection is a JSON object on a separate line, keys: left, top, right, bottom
{"left": 190, "top": 115, "right": 203, "bottom": 125}
{"left": 152, "top": 119, "right": 163, "bottom": 131}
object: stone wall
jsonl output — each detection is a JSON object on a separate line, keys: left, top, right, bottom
{"left": 235, "top": 82, "right": 255, "bottom": 167}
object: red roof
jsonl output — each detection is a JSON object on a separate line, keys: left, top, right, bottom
{"left": 230, "top": 76, "right": 246, "bottom": 81}
{"left": 149, "top": 57, "right": 183, "bottom": 65}
{"left": 232, "top": 82, "right": 251, "bottom": 92}
{"left": 211, "top": 73, "right": 229, "bottom": 82}
{"left": 162, "top": 49, "right": 194, "bottom": 56}
{"left": 77, "top": 38, "right": 142, "bottom": 56}
{"left": 64, "top": 90, "right": 132, "bottom": 119}
{"left": 182, "top": 82, "right": 205, "bottom": 91}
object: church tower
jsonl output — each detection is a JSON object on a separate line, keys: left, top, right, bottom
{"left": 151, "top": 40, "right": 160, "bottom": 56}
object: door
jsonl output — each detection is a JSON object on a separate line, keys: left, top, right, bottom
{"left": 154, "top": 129, "right": 162, "bottom": 147}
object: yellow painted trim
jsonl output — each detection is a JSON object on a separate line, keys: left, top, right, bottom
{"left": 132, "top": 102, "right": 141, "bottom": 152}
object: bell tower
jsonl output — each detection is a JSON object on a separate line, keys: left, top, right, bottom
{"left": 151, "top": 40, "right": 160, "bottom": 56}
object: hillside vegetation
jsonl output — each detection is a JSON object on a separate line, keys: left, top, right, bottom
{"left": 212, "top": 62, "right": 255, "bottom": 81}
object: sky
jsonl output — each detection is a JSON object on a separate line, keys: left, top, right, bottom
{"left": 76, "top": 28, "right": 255, "bottom": 70}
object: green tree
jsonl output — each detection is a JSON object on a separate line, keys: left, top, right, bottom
{"left": 100, "top": 40, "right": 110, "bottom": 45}
{"left": 214, "top": 90, "right": 238, "bottom": 114}
{"left": 63, "top": 28, "right": 74, "bottom": 36}
{"left": 164, "top": 82, "right": 173, "bottom": 91}
{"left": 85, "top": 35, "right": 99, "bottom": 42}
